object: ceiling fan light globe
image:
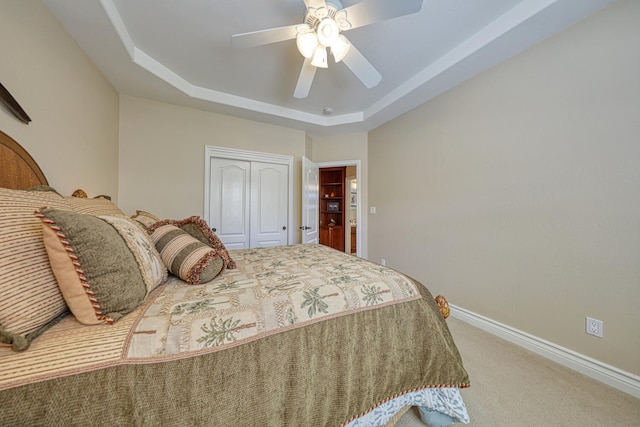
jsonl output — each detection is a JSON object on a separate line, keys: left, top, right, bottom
{"left": 297, "top": 32, "right": 318, "bottom": 58}
{"left": 331, "top": 35, "right": 350, "bottom": 63}
{"left": 311, "top": 47, "right": 328, "bottom": 68}
{"left": 317, "top": 18, "right": 339, "bottom": 47}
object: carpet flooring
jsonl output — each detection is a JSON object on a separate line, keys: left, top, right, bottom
{"left": 396, "top": 317, "right": 640, "bottom": 426}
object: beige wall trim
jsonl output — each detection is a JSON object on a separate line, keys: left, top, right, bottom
{"left": 451, "top": 305, "right": 640, "bottom": 399}
{"left": 204, "top": 145, "right": 294, "bottom": 245}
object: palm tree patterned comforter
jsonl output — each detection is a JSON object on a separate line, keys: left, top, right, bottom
{"left": 126, "top": 244, "right": 420, "bottom": 359}
{"left": 1, "top": 244, "right": 469, "bottom": 426}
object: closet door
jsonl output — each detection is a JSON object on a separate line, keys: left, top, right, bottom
{"left": 250, "top": 162, "right": 289, "bottom": 248}
{"left": 209, "top": 158, "right": 250, "bottom": 249}
{"left": 205, "top": 146, "right": 293, "bottom": 250}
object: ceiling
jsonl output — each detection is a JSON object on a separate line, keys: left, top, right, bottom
{"left": 43, "top": 0, "right": 615, "bottom": 137}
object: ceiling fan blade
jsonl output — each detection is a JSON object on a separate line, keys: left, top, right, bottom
{"left": 341, "top": 0, "right": 423, "bottom": 30}
{"left": 341, "top": 44, "right": 381, "bottom": 89}
{"left": 294, "top": 58, "right": 318, "bottom": 99}
{"left": 231, "top": 24, "right": 299, "bottom": 49}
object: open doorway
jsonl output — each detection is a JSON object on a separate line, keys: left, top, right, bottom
{"left": 316, "top": 160, "right": 361, "bottom": 257}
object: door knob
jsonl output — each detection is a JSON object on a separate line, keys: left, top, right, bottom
{"left": 300, "top": 226, "right": 311, "bottom": 230}
{"left": 282, "top": 226, "right": 287, "bottom": 230}
{"left": 211, "top": 227, "right": 217, "bottom": 232}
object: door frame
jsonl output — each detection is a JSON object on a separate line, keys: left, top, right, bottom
{"left": 204, "top": 146, "right": 294, "bottom": 245}
{"left": 316, "top": 160, "right": 361, "bottom": 258}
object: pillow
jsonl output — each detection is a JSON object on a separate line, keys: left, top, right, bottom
{"left": 148, "top": 224, "right": 224, "bottom": 285}
{"left": 36, "top": 208, "right": 166, "bottom": 325}
{"left": 149, "top": 216, "right": 236, "bottom": 270}
{"left": 26, "top": 185, "right": 62, "bottom": 196}
{"left": 99, "top": 215, "right": 168, "bottom": 293}
{"left": 131, "top": 210, "right": 160, "bottom": 229}
{"left": 65, "top": 195, "right": 125, "bottom": 216}
{"left": 0, "top": 188, "right": 70, "bottom": 351}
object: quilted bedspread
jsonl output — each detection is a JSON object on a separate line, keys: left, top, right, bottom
{"left": 127, "top": 244, "right": 420, "bottom": 359}
{"left": 1, "top": 244, "right": 469, "bottom": 426}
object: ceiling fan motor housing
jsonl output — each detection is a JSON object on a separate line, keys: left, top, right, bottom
{"left": 304, "top": 1, "right": 341, "bottom": 30}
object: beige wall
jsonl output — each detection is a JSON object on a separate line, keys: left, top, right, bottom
{"left": 118, "top": 95, "right": 307, "bottom": 241}
{"left": 0, "top": 0, "right": 119, "bottom": 198}
{"left": 311, "top": 133, "right": 369, "bottom": 259}
{"left": 5, "top": 0, "right": 636, "bottom": 378}
{"left": 368, "top": 0, "right": 640, "bottom": 375}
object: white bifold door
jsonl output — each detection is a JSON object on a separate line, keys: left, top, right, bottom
{"left": 208, "top": 157, "right": 289, "bottom": 250}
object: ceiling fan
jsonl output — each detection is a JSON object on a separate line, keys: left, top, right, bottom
{"left": 231, "top": 0, "right": 423, "bottom": 99}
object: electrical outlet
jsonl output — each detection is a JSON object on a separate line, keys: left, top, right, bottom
{"left": 586, "top": 317, "right": 603, "bottom": 338}
{"left": 381, "top": 258, "right": 386, "bottom": 266}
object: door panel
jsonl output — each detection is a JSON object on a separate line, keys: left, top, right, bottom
{"left": 250, "top": 162, "right": 288, "bottom": 247}
{"left": 209, "top": 158, "right": 250, "bottom": 249}
{"left": 301, "top": 157, "right": 319, "bottom": 244}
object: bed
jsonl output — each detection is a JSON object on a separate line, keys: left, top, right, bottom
{"left": 0, "top": 129, "right": 470, "bottom": 426}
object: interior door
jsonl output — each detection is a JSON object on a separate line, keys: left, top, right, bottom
{"left": 250, "top": 162, "right": 289, "bottom": 247}
{"left": 209, "top": 158, "right": 250, "bottom": 249}
{"left": 301, "top": 157, "right": 319, "bottom": 244}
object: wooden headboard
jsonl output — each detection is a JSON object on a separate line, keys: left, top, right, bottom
{"left": 0, "top": 130, "right": 48, "bottom": 189}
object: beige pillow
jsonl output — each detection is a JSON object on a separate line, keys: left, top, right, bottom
{"left": 65, "top": 195, "right": 125, "bottom": 216}
{"left": 0, "top": 188, "right": 70, "bottom": 351}
{"left": 130, "top": 210, "right": 160, "bottom": 229}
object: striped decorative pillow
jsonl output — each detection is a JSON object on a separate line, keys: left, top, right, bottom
{"left": 150, "top": 217, "right": 236, "bottom": 270}
{"left": 65, "top": 196, "right": 125, "bottom": 216}
{"left": 0, "top": 188, "right": 70, "bottom": 351}
{"left": 149, "top": 224, "right": 224, "bottom": 285}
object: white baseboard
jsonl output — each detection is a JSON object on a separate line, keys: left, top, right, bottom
{"left": 450, "top": 304, "right": 640, "bottom": 399}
